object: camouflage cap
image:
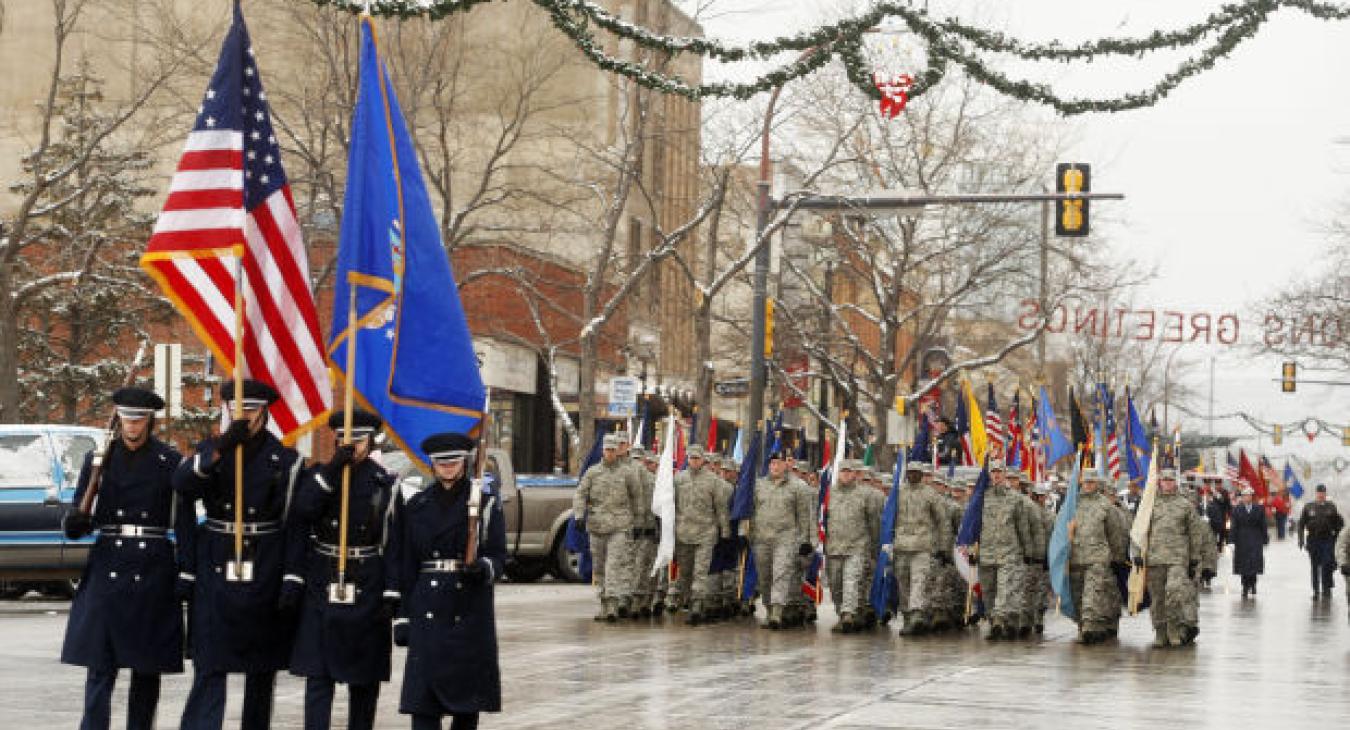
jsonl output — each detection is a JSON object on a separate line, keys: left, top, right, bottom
{"left": 687, "top": 445, "right": 707, "bottom": 459}
{"left": 602, "top": 433, "right": 621, "bottom": 449}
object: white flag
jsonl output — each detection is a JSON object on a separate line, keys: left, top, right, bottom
{"left": 650, "top": 413, "right": 678, "bottom": 576}
{"left": 1129, "top": 441, "right": 1160, "bottom": 554}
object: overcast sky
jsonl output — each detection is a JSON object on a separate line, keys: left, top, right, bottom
{"left": 681, "top": 0, "right": 1350, "bottom": 482}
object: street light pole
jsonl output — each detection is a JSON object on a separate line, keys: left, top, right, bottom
{"left": 749, "top": 59, "right": 804, "bottom": 462}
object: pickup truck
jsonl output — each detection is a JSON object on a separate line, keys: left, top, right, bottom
{"left": 0, "top": 424, "right": 105, "bottom": 598}
{"left": 382, "top": 447, "right": 582, "bottom": 582}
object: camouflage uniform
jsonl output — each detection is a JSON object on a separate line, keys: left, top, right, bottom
{"left": 893, "top": 467, "right": 953, "bottom": 635}
{"left": 784, "top": 470, "right": 818, "bottom": 626}
{"left": 1069, "top": 486, "right": 1127, "bottom": 642}
{"left": 825, "top": 463, "right": 880, "bottom": 630}
{"left": 856, "top": 474, "right": 886, "bottom": 629}
{"left": 572, "top": 445, "right": 644, "bottom": 619}
{"left": 977, "top": 474, "right": 1035, "bottom": 638}
{"left": 1140, "top": 484, "right": 1217, "bottom": 646}
{"left": 628, "top": 450, "right": 660, "bottom": 615}
{"left": 669, "top": 453, "right": 729, "bottom": 623}
{"left": 923, "top": 480, "right": 969, "bottom": 630}
{"left": 1023, "top": 491, "right": 1054, "bottom": 632}
{"left": 751, "top": 468, "right": 813, "bottom": 627}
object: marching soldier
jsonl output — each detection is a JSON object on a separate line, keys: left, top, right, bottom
{"left": 392, "top": 432, "right": 505, "bottom": 730}
{"left": 572, "top": 433, "right": 643, "bottom": 621}
{"left": 707, "top": 455, "right": 739, "bottom": 621}
{"left": 1298, "top": 484, "right": 1344, "bottom": 599}
{"left": 175, "top": 379, "right": 305, "bottom": 730}
{"left": 1067, "top": 473, "right": 1127, "bottom": 644}
{"left": 825, "top": 460, "right": 880, "bottom": 633}
{"left": 892, "top": 462, "right": 952, "bottom": 636}
{"left": 626, "top": 445, "right": 660, "bottom": 618}
{"left": 1027, "top": 482, "right": 1054, "bottom": 634}
{"left": 855, "top": 469, "right": 887, "bottom": 630}
{"left": 753, "top": 450, "right": 814, "bottom": 629}
{"left": 288, "top": 410, "right": 399, "bottom": 730}
{"left": 780, "top": 453, "right": 817, "bottom": 628}
{"left": 669, "top": 446, "right": 729, "bottom": 625}
{"left": 60, "top": 387, "right": 191, "bottom": 730}
{"left": 976, "top": 462, "right": 1035, "bottom": 640}
{"left": 1133, "top": 469, "right": 1216, "bottom": 648}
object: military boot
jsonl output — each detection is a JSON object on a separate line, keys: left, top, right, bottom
{"left": 604, "top": 599, "right": 619, "bottom": 623}
{"left": 781, "top": 604, "right": 800, "bottom": 628}
{"left": 1180, "top": 624, "right": 1199, "bottom": 646}
{"left": 897, "top": 611, "right": 917, "bottom": 636}
{"left": 987, "top": 621, "right": 1004, "bottom": 640}
{"left": 687, "top": 600, "right": 704, "bottom": 626}
{"left": 766, "top": 605, "right": 782, "bottom": 630}
{"left": 929, "top": 610, "right": 952, "bottom": 634}
{"left": 1152, "top": 626, "right": 1169, "bottom": 648}
{"left": 1166, "top": 622, "right": 1185, "bottom": 647}
{"left": 912, "top": 611, "right": 932, "bottom": 636}
{"left": 616, "top": 597, "right": 631, "bottom": 619}
{"left": 840, "top": 612, "right": 857, "bottom": 634}
{"left": 652, "top": 598, "right": 666, "bottom": 615}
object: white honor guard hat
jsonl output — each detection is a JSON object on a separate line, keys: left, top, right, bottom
{"left": 421, "top": 432, "right": 475, "bottom": 463}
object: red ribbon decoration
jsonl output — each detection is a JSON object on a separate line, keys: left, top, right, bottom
{"left": 874, "top": 72, "right": 914, "bottom": 119}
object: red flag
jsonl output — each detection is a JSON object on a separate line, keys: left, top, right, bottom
{"left": 706, "top": 417, "right": 718, "bottom": 454}
{"left": 139, "top": 6, "right": 330, "bottom": 441}
{"left": 1238, "top": 450, "right": 1268, "bottom": 500}
{"left": 675, "top": 421, "right": 687, "bottom": 471}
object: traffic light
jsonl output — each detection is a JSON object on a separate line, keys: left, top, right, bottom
{"left": 1343, "top": 426, "right": 1350, "bottom": 447}
{"left": 1055, "top": 163, "right": 1090, "bottom": 237}
{"left": 1281, "top": 361, "right": 1297, "bottom": 393}
{"left": 764, "top": 297, "right": 774, "bottom": 358}
{"left": 1272, "top": 424, "right": 1283, "bottom": 446}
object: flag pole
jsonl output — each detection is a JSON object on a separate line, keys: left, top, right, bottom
{"left": 228, "top": 250, "right": 249, "bottom": 582}
{"left": 331, "top": 281, "right": 358, "bottom": 603}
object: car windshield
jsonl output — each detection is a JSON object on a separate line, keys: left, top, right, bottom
{"left": 0, "top": 434, "right": 53, "bottom": 488}
{"left": 51, "top": 433, "right": 100, "bottom": 487}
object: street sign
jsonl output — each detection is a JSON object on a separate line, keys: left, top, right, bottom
{"left": 153, "top": 343, "right": 183, "bottom": 418}
{"left": 714, "top": 378, "right": 750, "bottom": 398}
{"left": 607, "top": 376, "right": 640, "bottom": 416}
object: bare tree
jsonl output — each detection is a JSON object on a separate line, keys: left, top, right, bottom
{"left": 767, "top": 67, "right": 1141, "bottom": 463}
{"left": 1256, "top": 213, "right": 1350, "bottom": 370}
{"left": 0, "top": 0, "right": 183, "bottom": 421}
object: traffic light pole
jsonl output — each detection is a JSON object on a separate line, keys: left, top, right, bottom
{"left": 747, "top": 183, "right": 1125, "bottom": 457}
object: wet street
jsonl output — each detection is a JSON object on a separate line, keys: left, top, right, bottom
{"left": 2, "top": 538, "right": 1347, "bottom": 729}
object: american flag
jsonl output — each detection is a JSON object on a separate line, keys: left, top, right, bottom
{"left": 1101, "top": 385, "right": 1122, "bottom": 479}
{"left": 985, "top": 383, "right": 1004, "bottom": 456}
{"left": 139, "top": 5, "right": 330, "bottom": 440}
{"left": 803, "top": 415, "right": 845, "bottom": 604}
{"left": 1224, "top": 451, "right": 1240, "bottom": 482}
{"left": 1006, "top": 391, "right": 1024, "bottom": 470}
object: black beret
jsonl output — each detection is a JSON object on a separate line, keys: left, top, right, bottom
{"left": 327, "top": 409, "right": 383, "bottom": 432}
{"left": 421, "top": 432, "right": 476, "bottom": 458}
{"left": 112, "top": 387, "right": 165, "bottom": 411}
{"left": 1316, "top": 484, "right": 1327, "bottom": 493}
{"left": 767, "top": 449, "right": 786, "bottom": 461}
{"left": 221, "top": 379, "right": 280, "bottom": 404}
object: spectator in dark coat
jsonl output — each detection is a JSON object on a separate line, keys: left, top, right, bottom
{"left": 1230, "top": 487, "right": 1269, "bottom": 598}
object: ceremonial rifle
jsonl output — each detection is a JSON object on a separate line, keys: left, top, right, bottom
{"left": 465, "top": 390, "right": 493, "bottom": 566}
{"left": 76, "top": 342, "right": 149, "bottom": 516}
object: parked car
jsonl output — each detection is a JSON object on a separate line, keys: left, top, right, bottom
{"left": 383, "top": 447, "right": 581, "bottom": 582}
{"left": 0, "top": 424, "right": 105, "bottom": 598}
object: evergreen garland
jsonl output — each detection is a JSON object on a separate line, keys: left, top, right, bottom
{"left": 309, "top": 0, "right": 1350, "bottom": 112}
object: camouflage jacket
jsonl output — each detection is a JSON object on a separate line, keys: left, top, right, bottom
{"left": 941, "top": 497, "right": 964, "bottom": 552}
{"left": 572, "top": 458, "right": 642, "bottom": 534}
{"left": 1143, "top": 492, "right": 1216, "bottom": 568}
{"left": 674, "top": 466, "right": 729, "bottom": 543}
{"left": 1023, "top": 496, "right": 1052, "bottom": 560}
{"left": 752, "top": 475, "right": 812, "bottom": 545}
{"left": 978, "top": 484, "right": 1034, "bottom": 566}
{"left": 1069, "top": 491, "right": 1127, "bottom": 566}
{"left": 825, "top": 481, "right": 879, "bottom": 555}
{"left": 630, "top": 460, "right": 657, "bottom": 529}
{"left": 892, "top": 482, "right": 952, "bottom": 554}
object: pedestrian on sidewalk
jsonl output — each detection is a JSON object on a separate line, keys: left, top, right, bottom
{"left": 1230, "top": 487, "right": 1268, "bottom": 599}
{"left": 1297, "top": 485, "right": 1344, "bottom": 599}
